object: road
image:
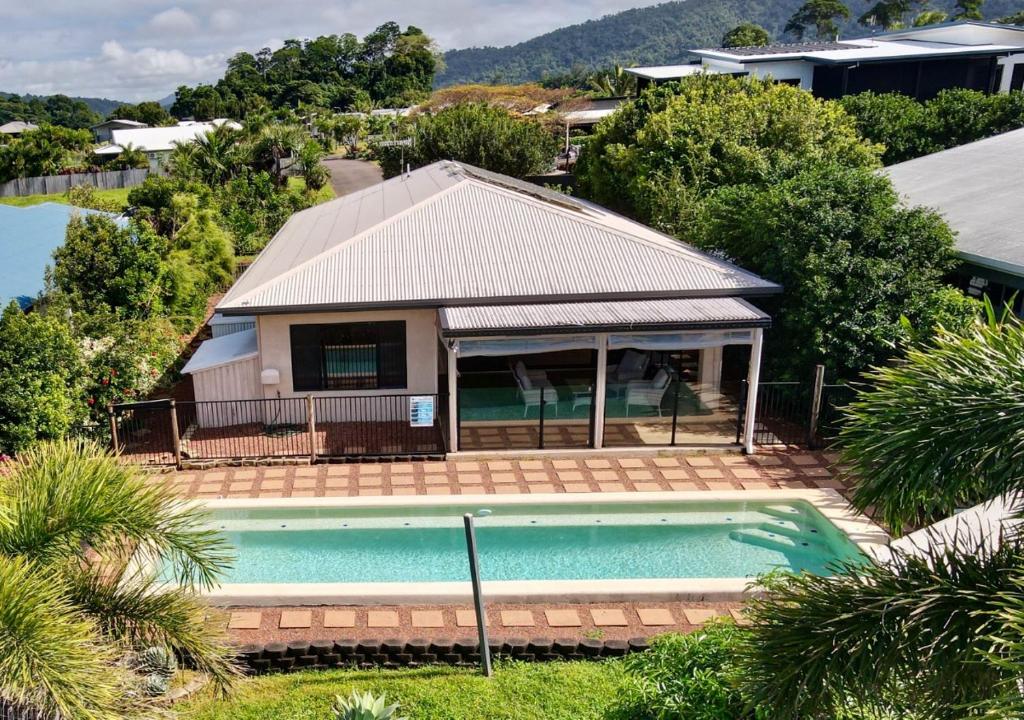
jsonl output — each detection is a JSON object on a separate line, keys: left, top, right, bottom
{"left": 322, "top": 157, "right": 383, "bottom": 198}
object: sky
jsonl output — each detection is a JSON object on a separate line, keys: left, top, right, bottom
{"left": 0, "top": 1, "right": 656, "bottom": 102}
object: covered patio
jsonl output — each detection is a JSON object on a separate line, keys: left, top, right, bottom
{"left": 439, "top": 298, "right": 769, "bottom": 453}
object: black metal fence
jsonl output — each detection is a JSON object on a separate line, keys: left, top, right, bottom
{"left": 108, "top": 392, "right": 447, "bottom": 466}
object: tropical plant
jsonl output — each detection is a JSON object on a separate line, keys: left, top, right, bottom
{"left": 588, "top": 65, "right": 637, "bottom": 97}
{"left": 858, "top": 0, "right": 918, "bottom": 29}
{"left": 784, "top": 0, "right": 852, "bottom": 39}
{"left": 913, "top": 7, "right": 949, "bottom": 24}
{"left": 616, "top": 624, "right": 752, "bottom": 720}
{"left": 295, "top": 139, "right": 330, "bottom": 191}
{"left": 721, "top": 22, "right": 771, "bottom": 47}
{"left": 953, "top": 0, "right": 984, "bottom": 19}
{"left": 179, "top": 123, "right": 243, "bottom": 186}
{"left": 333, "top": 690, "right": 407, "bottom": 720}
{"left": 738, "top": 537, "right": 1024, "bottom": 718}
{"left": 249, "top": 123, "right": 307, "bottom": 186}
{"left": 997, "top": 10, "right": 1024, "bottom": 23}
{"left": 840, "top": 305, "right": 1024, "bottom": 532}
{"left": 109, "top": 142, "right": 148, "bottom": 171}
{"left": 0, "top": 439, "right": 237, "bottom": 719}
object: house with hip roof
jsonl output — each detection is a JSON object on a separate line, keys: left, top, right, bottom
{"left": 184, "top": 161, "right": 780, "bottom": 455}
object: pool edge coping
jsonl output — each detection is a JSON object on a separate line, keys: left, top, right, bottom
{"left": 198, "top": 489, "right": 889, "bottom": 606}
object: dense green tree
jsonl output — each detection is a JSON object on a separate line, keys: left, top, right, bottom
{"left": 0, "top": 440, "right": 237, "bottom": 719}
{"left": 0, "top": 304, "right": 84, "bottom": 454}
{"left": 295, "top": 139, "right": 330, "bottom": 190}
{"left": 375, "top": 103, "right": 558, "bottom": 179}
{"left": 110, "top": 101, "right": 174, "bottom": 126}
{"left": 914, "top": 7, "right": 950, "bottom": 22}
{"left": 997, "top": 10, "right": 1024, "bottom": 23}
{"left": 576, "top": 75, "right": 879, "bottom": 238}
{"left": 217, "top": 169, "right": 302, "bottom": 254}
{"left": 700, "top": 163, "right": 965, "bottom": 379}
{"left": 954, "top": 0, "right": 985, "bottom": 18}
{"left": 721, "top": 22, "right": 772, "bottom": 46}
{"left": 859, "top": 0, "right": 922, "bottom": 28}
{"left": 785, "top": 0, "right": 852, "bottom": 39}
{"left": 0, "top": 125, "right": 94, "bottom": 182}
{"left": 52, "top": 215, "right": 166, "bottom": 320}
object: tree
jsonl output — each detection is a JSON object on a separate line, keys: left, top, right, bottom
{"left": 248, "top": 123, "right": 307, "bottom": 186}
{"left": 576, "top": 74, "right": 879, "bottom": 239}
{"left": 375, "top": 103, "right": 558, "bottom": 179}
{"left": 588, "top": 65, "right": 638, "bottom": 96}
{"left": 107, "top": 141, "right": 148, "bottom": 170}
{"left": 953, "top": 0, "right": 984, "bottom": 19}
{"left": 839, "top": 91, "right": 940, "bottom": 163}
{"left": 914, "top": 8, "right": 949, "bottom": 24}
{"left": 111, "top": 101, "right": 174, "bottom": 126}
{"left": 859, "top": 0, "right": 920, "bottom": 28}
{"left": 997, "top": 10, "right": 1024, "bottom": 23}
{"left": 699, "top": 163, "right": 966, "bottom": 379}
{"left": 0, "top": 304, "right": 84, "bottom": 454}
{"left": 0, "top": 440, "right": 237, "bottom": 719}
{"left": 721, "top": 22, "right": 771, "bottom": 47}
{"left": 52, "top": 215, "right": 166, "bottom": 320}
{"left": 785, "top": 0, "right": 852, "bottom": 39}
{"left": 295, "top": 139, "right": 330, "bottom": 191}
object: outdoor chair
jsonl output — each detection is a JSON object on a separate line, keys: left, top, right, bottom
{"left": 624, "top": 368, "right": 672, "bottom": 416}
{"left": 512, "top": 360, "right": 558, "bottom": 417}
{"left": 611, "top": 350, "right": 650, "bottom": 382}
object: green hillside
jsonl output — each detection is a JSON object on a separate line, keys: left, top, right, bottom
{"left": 439, "top": 0, "right": 1024, "bottom": 86}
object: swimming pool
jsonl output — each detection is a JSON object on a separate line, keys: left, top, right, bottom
{"left": 198, "top": 490, "right": 884, "bottom": 604}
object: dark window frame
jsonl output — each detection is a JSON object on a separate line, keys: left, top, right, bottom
{"left": 290, "top": 321, "right": 408, "bottom": 392}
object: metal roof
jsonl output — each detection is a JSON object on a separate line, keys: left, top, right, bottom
{"left": 95, "top": 119, "right": 241, "bottom": 154}
{"left": 218, "top": 161, "right": 779, "bottom": 315}
{"left": 439, "top": 297, "right": 770, "bottom": 337}
{"left": 625, "top": 64, "right": 706, "bottom": 80}
{"left": 884, "top": 128, "right": 1024, "bottom": 276}
{"left": 181, "top": 328, "right": 257, "bottom": 374}
{"left": 710, "top": 41, "right": 858, "bottom": 57}
{"left": 0, "top": 121, "right": 38, "bottom": 134}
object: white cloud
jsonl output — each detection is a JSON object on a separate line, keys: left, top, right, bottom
{"left": 147, "top": 7, "right": 200, "bottom": 35}
{"left": 209, "top": 9, "right": 238, "bottom": 32}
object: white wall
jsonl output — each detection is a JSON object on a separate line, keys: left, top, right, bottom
{"left": 189, "top": 355, "right": 262, "bottom": 427}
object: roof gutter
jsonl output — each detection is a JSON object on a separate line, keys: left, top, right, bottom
{"left": 439, "top": 317, "right": 772, "bottom": 339}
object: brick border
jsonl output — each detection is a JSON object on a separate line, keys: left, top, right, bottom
{"left": 234, "top": 637, "right": 650, "bottom": 674}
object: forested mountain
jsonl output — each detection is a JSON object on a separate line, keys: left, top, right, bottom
{"left": 439, "top": 0, "right": 1024, "bottom": 86}
{"left": 0, "top": 93, "right": 123, "bottom": 128}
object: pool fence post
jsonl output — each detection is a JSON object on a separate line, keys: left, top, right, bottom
{"left": 306, "top": 394, "right": 317, "bottom": 464}
{"left": 807, "top": 364, "right": 825, "bottom": 448}
{"left": 168, "top": 399, "right": 182, "bottom": 469}
{"left": 463, "top": 513, "right": 493, "bottom": 677}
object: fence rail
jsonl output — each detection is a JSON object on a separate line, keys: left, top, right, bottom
{"left": 0, "top": 168, "right": 149, "bottom": 197}
{"left": 108, "top": 393, "right": 447, "bottom": 466}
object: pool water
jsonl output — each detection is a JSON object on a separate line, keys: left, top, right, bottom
{"left": 208, "top": 500, "right": 864, "bottom": 584}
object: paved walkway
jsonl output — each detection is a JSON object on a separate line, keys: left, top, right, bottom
{"left": 323, "top": 157, "right": 382, "bottom": 197}
{"left": 168, "top": 450, "right": 842, "bottom": 500}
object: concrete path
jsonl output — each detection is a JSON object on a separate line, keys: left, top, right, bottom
{"left": 323, "top": 157, "right": 382, "bottom": 197}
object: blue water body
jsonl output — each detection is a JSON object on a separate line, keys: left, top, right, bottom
{"left": 208, "top": 500, "right": 865, "bottom": 584}
{"left": 0, "top": 203, "right": 119, "bottom": 309}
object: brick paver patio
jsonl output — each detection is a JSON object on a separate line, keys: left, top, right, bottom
{"left": 165, "top": 449, "right": 843, "bottom": 499}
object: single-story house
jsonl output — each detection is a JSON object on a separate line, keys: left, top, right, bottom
{"left": 0, "top": 120, "right": 39, "bottom": 136}
{"left": 187, "top": 161, "right": 780, "bottom": 455}
{"left": 885, "top": 127, "right": 1024, "bottom": 315}
{"left": 93, "top": 119, "right": 240, "bottom": 173}
{"left": 627, "top": 21, "right": 1024, "bottom": 99}
{"left": 90, "top": 118, "right": 148, "bottom": 143}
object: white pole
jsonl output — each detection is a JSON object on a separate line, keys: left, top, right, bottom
{"left": 743, "top": 328, "right": 764, "bottom": 455}
{"left": 448, "top": 343, "right": 459, "bottom": 453}
{"left": 593, "top": 334, "right": 608, "bottom": 449}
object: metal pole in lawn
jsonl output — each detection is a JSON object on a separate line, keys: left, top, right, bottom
{"left": 463, "top": 513, "right": 493, "bottom": 677}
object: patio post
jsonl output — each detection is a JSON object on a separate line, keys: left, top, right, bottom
{"left": 447, "top": 342, "right": 459, "bottom": 453}
{"left": 742, "top": 328, "right": 764, "bottom": 455}
{"left": 592, "top": 334, "right": 608, "bottom": 449}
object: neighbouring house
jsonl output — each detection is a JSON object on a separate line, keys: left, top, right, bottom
{"left": 90, "top": 118, "right": 148, "bottom": 143}
{"left": 185, "top": 161, "right": 780, "bottom": 457}
{"left": 627, "top": 21, "right": 1024, "bottom": 99}
{"left": 885, "top": 127, "right": 1024, "bottom": 315}
{"left": 0, "top": 120, "right": 39, "bottom": 136}
{"left": 93, "top": 119, "right": 241, "bottom": 173}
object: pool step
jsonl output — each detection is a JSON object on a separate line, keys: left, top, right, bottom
{"left": 729, "top": 528, "right": 829, "bottom": 553}
{"left": 761, "top": 504, "right": 809, "bottom": 521}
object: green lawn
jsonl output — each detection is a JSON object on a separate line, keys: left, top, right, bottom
{"left": 181, "top": 661, "right": 625, "bottom": 720}
{"left": 287, "top": 176, "right": 336, "bottom": 205}
{"left": 0, "top": 186, "right": 131, "bottom": 210}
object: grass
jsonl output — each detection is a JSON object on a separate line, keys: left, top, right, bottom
{"left": 0, "top": 187, "right": 131, "bottom": 210}
{"left": 181, "top": 661, "right": 625, "bottom": 720}
{"left": 287, "top": 176, "right": 335, "bottom": 205}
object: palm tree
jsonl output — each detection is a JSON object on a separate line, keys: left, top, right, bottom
{"left": 247, "top": 123, "right": 307, "bottom": 186}
{"left": 0, "top": 439, "right": 237, "bottom": 720}
{"left": 785, "top": 0, "right": 853, "bottom": 40}
{"left": 588, "top": 65, "right": 637, "bottom": 97}
{"left": 295, "top": 139, "right": 330, "bottom": 192}
{"left": 112, "top": 142, "right": 148, "bottom": 171}
{"left": 737, "top": 306, "right": 1024, "bottom": 717}
{"left": 183, "top": 123, "right": 243, "bottom": 186}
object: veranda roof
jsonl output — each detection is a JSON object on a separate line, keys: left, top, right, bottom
{"left": 218, "top": 161, "right": 779, "bottom": 315}
{"left": 439, "top": 297, "right": 770, "bottom": 337}
{"left": 181, "top": 328, "right": 257, "bottom": 374}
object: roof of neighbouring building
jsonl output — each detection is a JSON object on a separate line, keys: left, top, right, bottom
{"left": 884, "top": 127, "right": 1024, "bottom": 276}
{"left": 217, "top": 161, "right": 780, "bottom": 315}
{"left": 90, "top": 119, "right": 148, "bottom": 130}
{"left": 625, "top": 64, "right": 706, "bottom": 80}
{"left": 181, "top": 328, "right": 258, "bottom": 374}
{"left": 93, "top": 119, "right": 241, "bottom": 154}
{"left": 439, "top": 297, "right": 770, "bottom": 336}
{"left": 0, "top": 120, "right": 39, "bottom": 134}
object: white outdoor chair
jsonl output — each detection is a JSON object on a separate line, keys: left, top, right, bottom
{"left": 625, "top": 368, "right": 672, "bottom": 416}
{"left": 512, "top": 360, "right": 558, "bottom": 417}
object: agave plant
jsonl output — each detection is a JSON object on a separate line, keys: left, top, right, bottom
{"left": 0, "top": 439, "right": 237, "bottom": 720}
{"left": 332, "top": 691, "right": 407, "bottom": 720}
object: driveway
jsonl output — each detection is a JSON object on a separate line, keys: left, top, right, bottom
{"left": 322, "top": 157, "right": 383, "bottom": 197}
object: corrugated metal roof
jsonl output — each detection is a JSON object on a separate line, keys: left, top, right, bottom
{"left": 885, "top": 128, "right": 1024, "bottom": 275}
{"left": 439, "top": 298, "right": 770, "bottom": 336}
{"left": 219, "top": 161, "right": 778, "bottom": 314}
{"left": 181, "top": 329, "right": 257, "bottom": 374}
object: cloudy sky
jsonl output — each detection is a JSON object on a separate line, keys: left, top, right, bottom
{"left": 0, "top": 1, "right": 655, "bottom": 102}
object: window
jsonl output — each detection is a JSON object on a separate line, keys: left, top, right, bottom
{"left": 290, "top": 321, "right": 407, "bottom": 391}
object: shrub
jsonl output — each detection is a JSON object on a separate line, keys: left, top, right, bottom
{"left": 65, "top": 184, "right": 124, "bottom": 213}
{"left": 616, "top": 624, "right": 751, "bottom": 720}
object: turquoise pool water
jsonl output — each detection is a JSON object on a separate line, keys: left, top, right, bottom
{"left": 209, "top": 500, "right": 864, "bottom": 584}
